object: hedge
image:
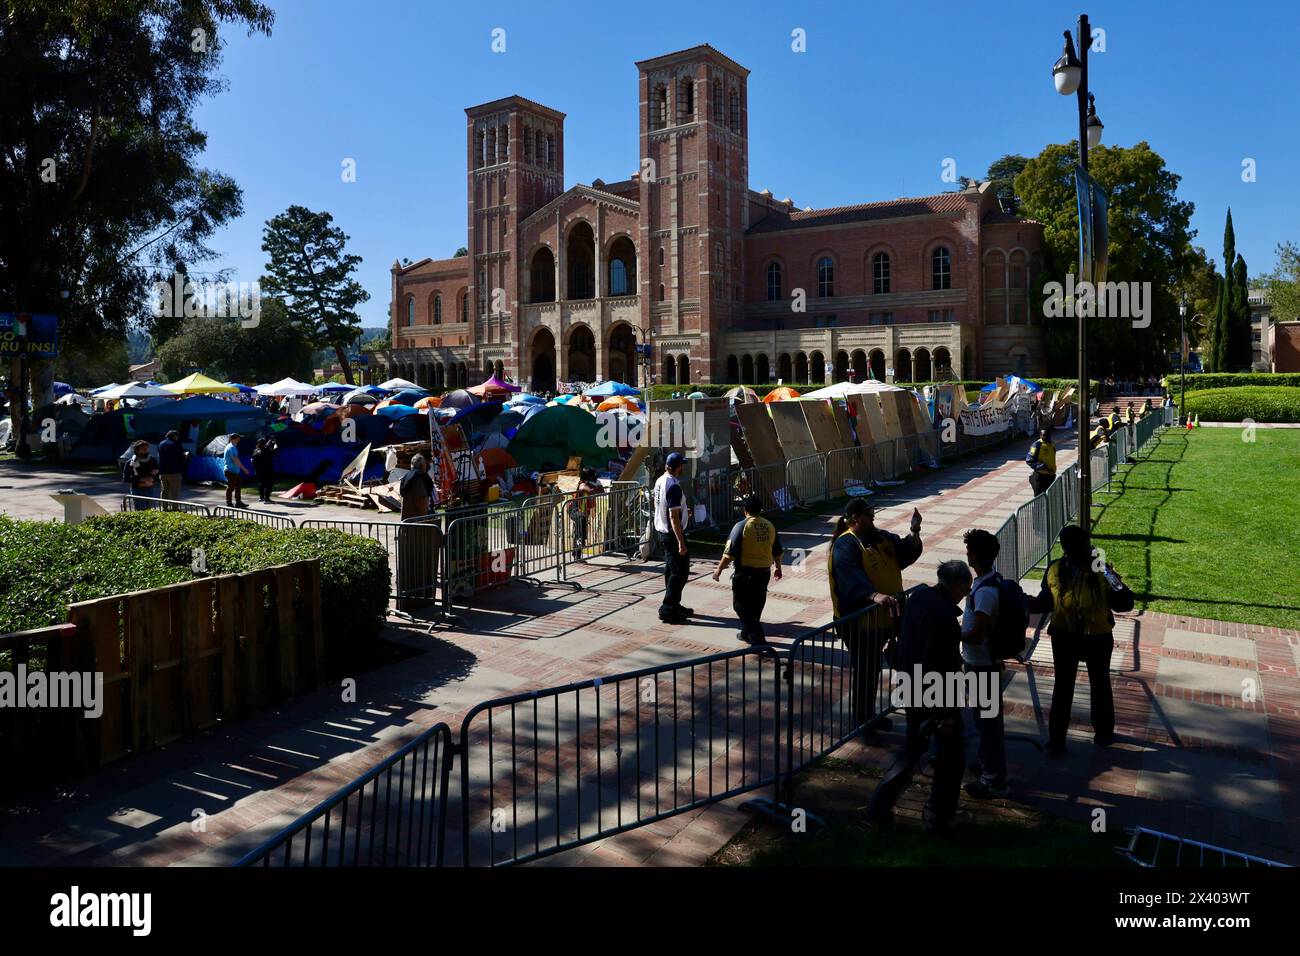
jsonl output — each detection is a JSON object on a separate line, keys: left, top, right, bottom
{"left": 1166, "top": 373, "right": 1300, "bottom": 395}
{"left": 0, "top": 513, "right": 391, "bottom": 659}
{"left": 1182, "top": 386, "right": 1300, "bottom": 423}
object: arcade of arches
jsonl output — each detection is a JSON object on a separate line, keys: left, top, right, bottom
{"left": 526, "top": 321, "right": 640, "bottom": 393}
{"left": 720, "top": 345, "right": 960, "bottom": 385}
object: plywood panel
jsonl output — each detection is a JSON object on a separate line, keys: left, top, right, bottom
{"left": 850, "top": 394, "right": 887, "bottom": 446}
{"left": 768, "top": 401, "right": 819, "bottom": 460}
{"left": 878, "top": 391, "right": 907, "bottom": 438}
{"left": 802, "top": 400, "right": 844, "bottom": 454}
{"left": 736, "top": 403, "right": 783, "bottom": 468}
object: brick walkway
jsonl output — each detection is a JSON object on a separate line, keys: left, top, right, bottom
{"left": 3, "top": 432, "right": 1296, "bottom": 867}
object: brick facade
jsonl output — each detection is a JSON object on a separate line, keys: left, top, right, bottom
{"left": 376, "top": 44, "right": 1047, "bottom": 390}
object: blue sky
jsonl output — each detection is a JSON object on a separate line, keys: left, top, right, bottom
{"left": 191, "top": 0, "right": 1299, "bottom": 327}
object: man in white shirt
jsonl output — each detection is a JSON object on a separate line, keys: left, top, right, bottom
{"left": 961, "top": 528, "right": 1008, "bottom": 799}
{"left": 653, "top": 452, "right": 693, "bottom": 623}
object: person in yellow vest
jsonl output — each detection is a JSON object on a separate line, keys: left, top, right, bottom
{"left": 1025, "top": 429, "right": 1056, "bottom": 496}
{"left": 1138, "top": 398, "right": 1151, "bottom": 418}
{"left": 1123, "top": 402, "right": 1136, "bottom": 425}
{"left": 1028, "top": 524, "right": 1135, "bottom": 756}
{"left": 828, "top": 498, "right": 923, "bottom": 730}
{"left": 1089, "top": 422, "right": 1108, "bottom": 449}
{"left": 712, "top": 494, "right": 784, "bottom": 645}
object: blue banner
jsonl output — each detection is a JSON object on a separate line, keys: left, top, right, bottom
{"left": 1073, "top": 166, "right": 1109, "bottom": 286}
{"left": 0, "top": 312, "right": 59, "bottom": 358}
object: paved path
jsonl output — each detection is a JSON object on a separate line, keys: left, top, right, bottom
{"left": 3, "top": 432, "right": 1296, "bottom": 867}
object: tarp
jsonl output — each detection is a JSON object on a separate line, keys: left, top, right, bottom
{"left": 508, "top": 403, "right": 607, "bottom": 472}
{"left": 225, "top": 382, "right": 258, "bottom": 393}
{"left": 585, "top": 380, "right": 639, "bottom": 398}
{"left": 130, "top": 395, "right": 267, "bottom": 434}
{"left": 981, "top": 375, "right": 1041, "bottom": 394}
{"left": 801, "top": 380, "right": 904, "bottom": 400}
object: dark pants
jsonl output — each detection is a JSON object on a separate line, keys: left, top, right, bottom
{"left": 867, "top": 706, "right": 965, "bottom": 828}
{"left": 256, "top": 471, "right": 274, "bottom": 501}
{"left": 1029, "top": 471, "right": 1053, "bottom": 496}
{"left": 964, "top": 663, "right": 1007, "bottom": 785}
{"left": 839, "top": 604, "right": 901, "bottom": 728}
{"left": 1048, "top": 631, "right": 1115, "bottom": 749}
{"left": 659, "top": 531, "right": 689, "bottom": 619}
{"left": 224, "top": 471, "right": 243, "bottom": 505}
{"left": 731, "top": 567, "right": 770, "bottom": 643}
{"left": 571, "top": 513, "right": 589, "bottom": 559}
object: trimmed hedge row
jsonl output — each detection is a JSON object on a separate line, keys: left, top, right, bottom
{"left": 1182, "top": 386, "right": 1300, "bottom": 423}
{"left": 0, "top": 513, "right": 390, "bottom": 652}
{"left": 1167, "top": 373, "right": 1300, "bottom": 394}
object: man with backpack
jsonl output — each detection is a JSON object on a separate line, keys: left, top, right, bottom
{"left": 960, "top": 529, "right": 1028, "bottom": 799}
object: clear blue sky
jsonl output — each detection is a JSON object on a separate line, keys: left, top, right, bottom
{"left": 191, "top": 0, "right": 1299, "bottom": 328}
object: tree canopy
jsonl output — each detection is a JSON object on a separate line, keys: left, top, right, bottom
{"left": 157, "top": 297, "right": 313, "bottom": 383}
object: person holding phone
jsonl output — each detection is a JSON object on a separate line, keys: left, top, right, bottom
{"left": 1027, "top": 524, "right": 1135, "bottom": 756}
{"left": 828, "top": 499, "right": 924, "bottom": 731}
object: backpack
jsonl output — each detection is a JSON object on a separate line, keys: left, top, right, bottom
{"left": 976, "top": 572, "right": 1030, "bottom": 660}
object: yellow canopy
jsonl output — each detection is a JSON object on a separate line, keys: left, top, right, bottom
{"left": 164, "top": 372, "right": 239, "bottom": 394}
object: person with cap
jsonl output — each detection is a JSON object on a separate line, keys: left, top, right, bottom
{"left": 1025, "top": 428, "right": 1056, "bottom": 496}
{"left": 712, "top": 494, "right": 783, "bottom": 645}
{"left": 828, "top": 498, "right": 923, "bottom": 730}
{"left": 222, "top": 434, "right": 250, "bottom": 508}
{"left": 124, "top": 440, "right": 162, "bottom": 509}
{"left": 157, "top": 429, "right": 186, "bottom": 506}
{"left": 654, "top": 451, "right": 693, "bottom": 623}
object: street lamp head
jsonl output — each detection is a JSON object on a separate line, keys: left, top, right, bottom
{"left": 1086, "top": 94, "right": 1104, "bottom": 148}
{"left": 1179, "top": 300, "right": 1187, "bottom": 318}
{"left": 1052, "top": 31, "right": 1082, "bottom": 95}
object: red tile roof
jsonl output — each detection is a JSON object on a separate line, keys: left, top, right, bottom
{"left": 748, "top": 191, "right": 970, "bottom": 234}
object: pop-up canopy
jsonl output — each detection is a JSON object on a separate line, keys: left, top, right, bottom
{"left": 801, "top": 380, "right": 904, "bottom": 400}
{"left": 257, "top": 377, "right": 317, "bottom": 397}
{"left": 468, "top": 374, "right": 521, "bottom": 399}
{"left": 164, "top": 372, "right": 239, "bottom": 394}
{"left": 585, "top": 380, "right": 639, "bottom": 398}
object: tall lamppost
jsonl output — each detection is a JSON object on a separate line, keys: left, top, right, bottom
{"left": 1177, "top": 300, "right": 1203, "bottom": 424}
{"left": 1052, "top": 13, "right": 1104, "bottom": 545}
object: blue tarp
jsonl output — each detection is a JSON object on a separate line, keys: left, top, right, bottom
{"left": 584, "top": 380, "right": 640, "bottom": 398}
{"left": 980, "top": 375, "right": 1041, "bottom": 393}
{"left": 130, "top": 395, "right": 267, "bottom": 433}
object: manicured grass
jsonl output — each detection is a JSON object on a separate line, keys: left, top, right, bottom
{"left": 1090, "top": 427, "right": 1300, "bottom": 629}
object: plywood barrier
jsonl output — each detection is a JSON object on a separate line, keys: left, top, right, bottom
{"left": 736, "top": 402, "right": 784, "bottom": 468}
{"left": 768, "top": 401, "right": 822, "bottom": 501}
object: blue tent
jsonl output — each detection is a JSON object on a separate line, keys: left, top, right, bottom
{"left": 225, "top": 381, "right": 258, "bottom": 393}
{"left": 130, "top": 395, "right": 267, "bottom": 435}
{"left": 586, "top": 380, "right": 639, "bottom": 398}
{"left": 373, "top": 404, "right": 420, "bottom": 419}
{"left": 980, "top": 375, "right": 1041, "bottom": 394}
{"left": 387, "top": 387, "right": 430, "bottom": 406}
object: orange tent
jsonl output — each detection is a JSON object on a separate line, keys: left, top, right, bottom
{"left": 762, "top": 386, "right": 802, "bottom": 403}
{"left": 414, "top": 395, "right": 442, "bottom": 409}
{"left": 596, "top": 396, "right": 641, "bottom": 412}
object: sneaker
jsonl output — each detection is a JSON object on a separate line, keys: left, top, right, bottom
{"left": 659, "top": 611, "right": 688, "bottom": 624}
{"left": 679, "top": 606, "right": 695, "bottom": 616}
{"left": 964, "top": 779, "right": 1010, "bottom": 800}
{"left": 1093, "top": 733, "right": 1116, "bottom": 747}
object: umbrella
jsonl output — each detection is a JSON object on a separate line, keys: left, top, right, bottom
{"left": 52, "top": 381, "right": 74, "bottom": 397}
{"left": 379, "top": 377, "right": 419, "bottom": 391}
{"left": 317, "top": 382, "right": 351, "bottom": 393}
{"left": 506, "top": 393, "right": 546, "bottom": 406}
{"left": 225, "top": 382, "right": 258, "bottom": 394}
{"left": 388, "top": 387, "right": 431, "bottom": 406}
{"left": 299, "top": 401, "right": 339, "bottom": 416}
{"left": 89, "top": 383, "right": 121, "bottom": 395}
{"left": 478, "top": 448, "right": 518, "bottom": 474}
{"left": 165, "top": 372, "right": 239, "bottom": 394}
{"left": 801, "top": 380, "right": 903, "bottom": 400}
{"left": 762, "top": 386, "right": 802, "bottom": 403}
{"left": 373, "top": 404, "right": 421, "bottom": 419}
{"left": 440, "top": 388, "right": 477, "bottom": 411}
{"left": 414, "top": 395, "right": 442, "bottom": 409}
{"left": 687, "top": 391, "right": 707, "bottom": 399}
{"left": 55, "top": 392, "right": 89, "bottom": 406}
{"left": 257, "top": 377, "right": 317, "bottom": 397}
{"left": 597, "top": 396, "right": 641, "bottom": 412}
{"left": 342, "top": 389, "right": 380, "bottom": 405}
{"left": 95, "top": 381, "right": 176, "bottom": 400}
{"left": 980, "top": 375, "right": 1041, "bottom": 394}
{"left": 724, "top": 385, "right": 760, "bottom": 404}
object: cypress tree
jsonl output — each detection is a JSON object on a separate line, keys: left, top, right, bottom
{"left": 1231, "top": 255, "right": 1252, "bottom": 369}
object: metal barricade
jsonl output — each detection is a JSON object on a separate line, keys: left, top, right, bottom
{"left": 1118, "top": 827, "right": 1291, "bottom": 868}
{"left": 120, "top": 494, "right": 210, "bottom": 515}
{"left": 688, "top": 468, "right": 735, "bottom": 531}
{"left": 734, "top": 462, "right": 790, "bottom": 515}
{"left": 785, "top": 453, "right": 829, "bottom": 507}
{"left": 564, "top": 484, "right": 645, "bottom": 562}
{"left": 442, "top": 497, "right": 567, "bottom": 610}
{"left": 210, "top": 504, "right": 297, "bottom": 529}
{"left": 825, "top": 446, "right": 873, "bottom": 499}
{"left": 458, "top": 645, "right": 782, "bottom": 866}
{"left": 235, "top": 722, "right": 454, "bottom": 867}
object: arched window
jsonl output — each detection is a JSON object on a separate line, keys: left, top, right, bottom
{"left": 766, "top": 262, "right": 782, "bottom": 302}
{"left": 678, "top": 355, "right": 690, "bottom": 386}
{"left": 523, "top": 126, "right": 533, "bottom": 162}
{"left": 658, "top": 283, "right": 666, "bottom": 302}
{"left": 817, "top": 257, "right": 835, "bottom": 298}
{"left": 610, "top": 260, "right": 628, "bottom": 296}
{"left": 652, "top": 84, "right": 668, "bottom": 130}
{"left": 678, "top": 77, "right": 694, "bottom": 123}
{"left": 478, "top": 269, "right": 488, "bottom": 315}
{"left": 486, "top": 128, "right": 496, "bottom": 165}
{"left": 499, "top": 124, "right": 509, "bottom": 160}
{"left": 932, "top": 246, "right": 952, "bottom": 290}
{"left": 475, "top": 129, "right": 485, "bottom": 168}
{"left": 407, "top": 296, "right": 416, "bottom": 327}
{"left": 728, "top": 88, "right": 740, "bottom": 132}
{"left": 712, "top": 79, "right": 723, "bottom": 123}
{"left": 545, "top": 134, "right": 555, "bottom": 169}
{"left": 726, "top": 355, "right": 739, "bottom": 381}
{"left": 658, "top": 246, "right": 665, "bottom": 267}
{"left": 432, "top": 294, "right": 442, "bottom": 324}
{"left": 873, "top": 252, "right": 891, "bottom": 295}
{"left": 530, "top": 247, "right": 556, "bottom": 303}
{"left": 461, "top": 292, "right": 468, "bottom": 323}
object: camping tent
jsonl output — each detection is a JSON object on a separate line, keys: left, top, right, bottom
{"left": 130, "top": 395, "right": 267, "bottom": 436}
{"left": 468, "top": 374, "right": 521, "bottom": 400}
{"left": 508, "top": 403, "right": 607, "bottom": 472}
{"left": 164, "top": 372, "right": 239, "bottom": 394}
{"left": 585, "top": 380, "right": 639, "bottom": 398}
{"left": 379, "top": 377, "right": 419, "bottom": 390}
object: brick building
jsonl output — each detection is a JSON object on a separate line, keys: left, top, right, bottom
{"left": 374, "top": 44, "right": 1047, "bottom": 391}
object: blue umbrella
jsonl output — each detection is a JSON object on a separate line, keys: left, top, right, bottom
{"left": 585, "top": 380, "right": 640, "bottom": 398}
{"left": 373, "top": 404, "right": 420, "bottom": 419}
{"left": 507, "top": 393, "right": 546, "bottom": 406}
{"left": 388, "top": 387, "right": 430, "bottom": 406}
{"left": 317, "top": 382, "right": 351, "bottom": 393}
{"left": 52, "top": 381, "right": 74, "bottom": 396}
{"left": 224, "top": 381, "right": 258, "bottom": 394}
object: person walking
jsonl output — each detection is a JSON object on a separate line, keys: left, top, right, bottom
{"left": 252, "top": 436, "right": 279, "bottom": 503}
{"left": 1025, "top": 429, "right": 1056, "bottom": 496}
{"left": 828, "top": 498, "right": 923, "bottom": 730}
{"left": 653, "top": 452, "right": 693, "bottom": 623}
{"left": 157, "top": 430, "right": 186, "bottom": 506}
{"left": 222, "top": 434, "right": 250, "bottom": 508}
{"left": 124, "top": 440, "right": 161, "bottom": 509}
{"left": 712, "top": 494, "right": 783, "bottom": 645}
{"left": 865, "top": 559, "right": 972, "bottom": 832}
{"left": 569, "top": 467, "right": 603, "bottom": 561}
{"left": 1028, "top": 524, "right": 1135, "bottom": 756}
{"left": 960, "top": 528, "right": 1009, "bottom": 799}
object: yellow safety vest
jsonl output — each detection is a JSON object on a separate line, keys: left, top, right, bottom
{"left": 1030, "top": 440, "right": 1056, "bottom": 474}
{"left": 1139, "top": 400, "right": 1150, "bottom": 416}
{"left": 828, "top": 529, "right": 903, "bottom": 621}
{"left": 1045, "top": 560, "right": 1113, "bottom": 636}
{"left": 729, "top": 516, "right": 780, "bottom": 569}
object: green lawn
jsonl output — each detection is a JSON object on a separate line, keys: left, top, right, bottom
{"left": 1090, "top": 427, "right": 1300, "bottom": 630}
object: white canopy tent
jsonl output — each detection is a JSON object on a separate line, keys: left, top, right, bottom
{"left": 378, "top": 377, "right": 419, "bottom": 391}
{"left": 800, "top": 380, "right": 905, "bottom": 400}
{"left": 94, "top": 382, "right": 176, "bottom": 400}
{"left": 256, "top": 377, "right": 318, "bottom": 397}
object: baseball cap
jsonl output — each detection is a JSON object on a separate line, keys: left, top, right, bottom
{"left": 666, "top": 452, "right": 686, "bottom": 468}
{"left": 530, "top": 471, "right": 541, "bottom": 482}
